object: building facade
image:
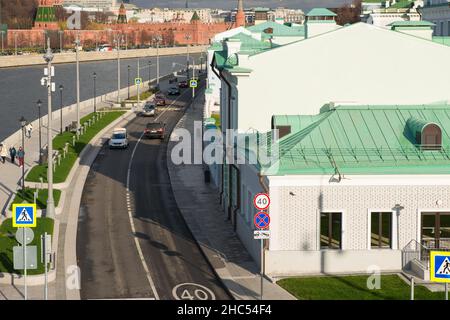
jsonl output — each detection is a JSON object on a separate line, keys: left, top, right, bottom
{"left": 420, "top": 0, "right": 450, "bottom": 35}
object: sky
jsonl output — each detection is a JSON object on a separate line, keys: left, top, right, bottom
{"left": 130, "top": 0, "right": 353, "bottom": 10}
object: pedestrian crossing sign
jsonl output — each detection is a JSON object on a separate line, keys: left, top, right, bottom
{"left": 135, "top": 78, "right": 142, "bottom": 85}
{"left": 430, "top": 251, "right": 450, "bottom": 283}
{"left": 12, "top": 204, "right": 36, "bottom": 228}
{"left": 189, "top": 79, "right": 198, "bottom": 88}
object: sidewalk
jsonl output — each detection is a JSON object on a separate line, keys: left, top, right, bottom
{"left": 167, "top": 94, "right": 296, "bottom": 300}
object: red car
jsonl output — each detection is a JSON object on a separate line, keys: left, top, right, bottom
{"left": 178, "top": 81, "right": 188, "bottom": 88}
{"left": 144, "top": 122, "right": 166, "bottom": 139}
{"left": 154, "top": 94, "right": 166, "bottom": 106}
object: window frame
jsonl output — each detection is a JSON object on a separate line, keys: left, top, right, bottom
{"left": 318, "top": 210, "right": 345, "bottom": 250}
{"left": 368, "top": 211, "right": 395, "bottom": 250}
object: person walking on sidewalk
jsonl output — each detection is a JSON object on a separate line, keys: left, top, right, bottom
{"left": 0, "top": 143, "right": 7, "bottom": 163}
{"left": 9, "top": 146, "right": 16, "bottom": 165}
{"left": 17, "top": 147, "right": 25, "bottom": 167}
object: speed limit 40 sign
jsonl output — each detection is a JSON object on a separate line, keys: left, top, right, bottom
{"left": 253, "top": 193, "right": 270, "bottom": 211}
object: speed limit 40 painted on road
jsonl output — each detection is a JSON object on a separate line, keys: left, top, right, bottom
{"left": 253, "top": 193, "right": 270, "bottom": 211}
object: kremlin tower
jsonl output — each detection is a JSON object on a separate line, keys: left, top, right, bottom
{"left": 235, "top": 0, "right": 246, "bottom": 27}
{"left": 34, "top": 0, "right": 59, "bottom": 30}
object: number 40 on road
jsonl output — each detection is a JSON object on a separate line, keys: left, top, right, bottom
{"left": 253, "top": 193, "right": 270, "bottom": 211}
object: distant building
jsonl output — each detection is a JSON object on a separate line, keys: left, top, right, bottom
{"left": 63, "top": 0, "right": 117, "bottom": 9}
{"left": 132, "top": 8, "right": 214, "bottom": 24}
{"left": 361, "top": 0, "right": 422, "bottom": 28}
{"left": 419, "top": 0, "right": 450, "bottom": 36}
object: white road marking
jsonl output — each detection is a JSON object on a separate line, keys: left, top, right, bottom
{"left": 125, "top": 88, "right": 194, "bottom": 300}
{"left": 172, "top": 283, "right": 216, "bottom": 300}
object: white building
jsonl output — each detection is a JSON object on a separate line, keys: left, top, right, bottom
{"left": 362, "top": 0, "right": 423, "bottom": 28}
{"left": 63, "top": 0, "right": 116, "bottom": 9}
{"left": 132, "top": 8, "right": 213, "bottom": 23}
{"left": 207, "top": 8, "right": 450, "bottom": 276}
{"left": 420, "top": 0, "right": 450, "bottom": 35}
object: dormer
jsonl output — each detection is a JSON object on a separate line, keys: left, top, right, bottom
{"left": 407, "top": 117, "right": 442, "bottom": 150}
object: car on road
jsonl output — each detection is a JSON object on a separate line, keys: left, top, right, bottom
{"left": 141, "top": 103, "right": 156, "bottom": 117}
{"left": 144, "top": 122, "right": 166, "bottom": 139}
{"left": 154, "top": 94, "right": 166, "bottom": 106}
{"left": 97, "top": 44, "right": 113, "bottom": 52}
{"left": 109, "top": 128, "right": 129, "bottom": 149}
{"left": 167, "top": 87, "right": 180, "bottom": 95}
{"left": 178, "top": 80, "right": 188, "bottom": 88}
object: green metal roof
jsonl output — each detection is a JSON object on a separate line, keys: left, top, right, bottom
{"left": 388, "top": 20, "right": 436, "bottom": 27}
{"left": 191, "top": 11, "right": 200, "bottom": 21}
{"left": 306, "top": 8, "right": 337, "bottom": 17}
{"left": 247, "top": 21, "right": 305, "bottom": 37}
{"left": 433, "top": 36, "right": 450, "bottom": 47}
{"left": 252, "top": 104, "right": 450, "bottom": 175}
{"left": 390, "top": 0, "right": 414, "bottom": 8}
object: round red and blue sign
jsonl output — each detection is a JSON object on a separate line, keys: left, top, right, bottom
{"left": 254, "top": 212, "right": 270, "bottom": 230}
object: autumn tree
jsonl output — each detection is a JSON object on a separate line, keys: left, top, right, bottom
{"left": 0, "top": 0, "right": 39, "bottom": 29}
{"left": 332, "top": 0, "right": 362, "bottom": 26}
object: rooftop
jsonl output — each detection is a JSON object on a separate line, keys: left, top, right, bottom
{"left": 306, "top": 8, "right": 337, "bottom": 17}
{"left": 388, "top": 20, "right": 436, "bottom": 27}
{"left": 247, "top": 21, "right": 305, "bottom": 37}
{"left": 249, "top": 104, "right": 450, "bottom": 176}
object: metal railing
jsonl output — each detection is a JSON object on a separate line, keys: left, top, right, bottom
{"left": 402, "top": 239, "right": 450, "bottom": 270}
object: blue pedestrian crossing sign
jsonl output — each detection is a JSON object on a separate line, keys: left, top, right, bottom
{"left": 189, "top": 79, "right": 198, "bottom": 88}
{"left": 12, "top": 204, "right": 36, "bottom": 228}
{"left": 430, "top": 251, "right": 450, "bottom": 283}
{"left": 135, "top": 78, "right": 143, "bottom": 85}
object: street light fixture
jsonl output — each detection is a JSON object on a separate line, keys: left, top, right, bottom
{"left": 153, "top": 35, "right": 162, "bottom": 86}
{"left": 93, "top": 72, "right": 97, "bottom": 113}
{"left": 75, "top": 34, "right": 81, "bottom": 130}
{"left": 59, "top": 85, "right": 64, "bottom": 134}
{"left": 36, "top": 99, "right": 42, "bottom": 164}
{"left": 127, "top": 66, "right": 130, "bottom": 100}
{"left": 43, "top": 38, "right": 55, "bottom": 219}
{"left": 19, "top": 116, "right": 27, "bottom": 192}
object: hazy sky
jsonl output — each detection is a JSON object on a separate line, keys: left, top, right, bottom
{"left": 131, "top": 0, "right": 353, "bottom": 10}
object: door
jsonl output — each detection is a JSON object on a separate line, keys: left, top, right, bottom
{"left": 421, "top": 213, "right": 450, "bottom": 249}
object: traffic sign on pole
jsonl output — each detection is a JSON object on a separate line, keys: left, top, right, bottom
{"left": 189, "top": 79, "right": 197, "bottom": 88}
{"left": 253, "top": 193, "right": 270, "bottom": 211}
{"left": 430, "top": 251, "right": 450, "bottom": 283}
{"left": 135, "top": 77, "right": 142, "bottom": 85}
{"left": 254, "top": 212, "right": 270, "bottom": 230}
{"left": 254, "top": 230, "right": 270, "bottom": 240}
{"left": 12, "top": 204, "right": 36, "bottom": 228}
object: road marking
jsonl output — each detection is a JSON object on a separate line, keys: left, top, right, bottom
{"left": 124, "top": 87, "right": 194, "bottom": 300}
{"left": 172, "top": 283, "right": 216, "bottom": 300}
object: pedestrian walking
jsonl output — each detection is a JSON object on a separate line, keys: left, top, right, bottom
{"left": 9, "top": 146, "right": 16, "bottom": 164}
{"left": 0, "top": 143, "right": 7, "bottom": 163}
{"left": 26, "top": 123, "right": 33, "bottom": 138}
{"left": 17, "top": 146, "right": 25, "bottom": 168}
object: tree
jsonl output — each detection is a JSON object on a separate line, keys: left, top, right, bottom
{"left": 332, "top": 0, "right": 362, "bottom": 26}
{"left": 0, "top": 0, "right": 39, "bottom": 29}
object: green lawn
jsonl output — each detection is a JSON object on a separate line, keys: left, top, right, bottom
{"left": 26, "top": 111, "right": 125, "bottom": 183}
{"left": 0, "top": 218, "right": 54, "bottom": 275}
{"left": 127, "top": 89, "right": 155, "bottom": 102}
{"left": 9, "top": 188, "right": 61, "bottom": 210}
{"left": 278, "top": 274, "right": 445, "bottom": 300}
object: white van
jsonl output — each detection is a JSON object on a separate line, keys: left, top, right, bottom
{"left": 109, "top": 128, "right": 129, "bottom": 149}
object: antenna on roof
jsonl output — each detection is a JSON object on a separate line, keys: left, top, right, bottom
{"left": 325, "top": 149, "right": 343, "bottom": 183}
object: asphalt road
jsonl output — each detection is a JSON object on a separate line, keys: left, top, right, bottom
{"left": 0, "top": 53, "right": 200, "bottom": 141}
{"left": 76, "top": 79, "right": 230, "bottom": 300}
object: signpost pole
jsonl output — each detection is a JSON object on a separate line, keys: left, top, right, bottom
{"left": 445, "top": 282, "right": 448, "bottom": 300}
{"left": 260, "top": 239, "right": 263, "bottom": 300}
{"left": 44, "top": 232, "right": 48, "bottom": 300}
{"left": 23, "top": 227, "right": 27, "bottom": 300}
{"left": 137, "top": 59, "right": 140, "bottom": 109}
{"left": 410, "top": 277, "right": 414, "bottom": 300}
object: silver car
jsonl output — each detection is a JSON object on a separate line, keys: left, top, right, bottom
{"left": 141, "top": 104, "right": 156, "bottom": 117}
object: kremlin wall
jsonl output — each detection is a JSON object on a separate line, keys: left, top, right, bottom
{"left": 4, "top": 0, "right": 247, "bottom": 50}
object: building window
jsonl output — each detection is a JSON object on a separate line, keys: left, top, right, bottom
{"left": 371, "top": 212, "right": 392, "bottom": 249}
{"left": 320, "top": 212, "right": 342, "bottom": 249}
{"left": 422, "top": 123, "right": 442, "bottom": 150}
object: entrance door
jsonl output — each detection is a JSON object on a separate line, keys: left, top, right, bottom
{"left": 421, "top": 213, "right": 450, "bottom": 249}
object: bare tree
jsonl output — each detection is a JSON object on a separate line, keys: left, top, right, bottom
{"left": 332, "top": 0, "right": 362, "bottom": 26}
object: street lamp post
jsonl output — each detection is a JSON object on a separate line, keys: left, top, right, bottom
{"left": 148, "top": 61, "right": 151, "bottom": 90}
{"left": 93, "top": 72, "right": 97, "bottom": 113}
{"left": 43, "top": 38, "right": 55, "bottom": 219}
{"left": 115, "top": 34, "right": 122, "bottom": 104}
{"left": 19, "top": 116, "right": 26, "bottom": 191}
{"left": 36, "top": 100, "right": 42, "bottom": 164}
{"left": 1, "top": 31, "right": 5, "bottom": 55}
{"left": 75, "top": 34, "right": 81, "bottom": 130}
{"left": 14, "top": 32, "right": 17, "bottom": 56}
{"left": 127, "top": 66, "right": 130, "bottom": 100}
{"left": 59, "top": 85, "right": 64, "bottom": 134}
{"left": 58, "top": 30, "right": 63, "bottom": 53}
{"left": 154, "top": 35, "right": 161, "bottom": 86}
{"left": 185, "top": 34, "right": 191, "bottom": 79}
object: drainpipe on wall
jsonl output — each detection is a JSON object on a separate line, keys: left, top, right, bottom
{"left": 219, "top": 69, "right": 233, "bottom": 221}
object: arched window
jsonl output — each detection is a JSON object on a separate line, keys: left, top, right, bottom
{"left": 422, "top": 123, "right": 442, "bottom": 150}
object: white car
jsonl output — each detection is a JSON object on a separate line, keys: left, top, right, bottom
{"left": 98, "top": 44, "right": 113, "bottom": 52}
{"left": 109, "top": 128, "right": 129, "bottom": 149}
